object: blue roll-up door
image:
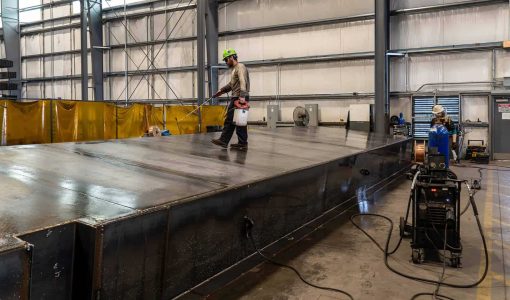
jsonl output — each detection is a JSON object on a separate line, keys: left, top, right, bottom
{"left": 412, "top": 97, "right": 435, "bottom": 139}
{"left": 437, "top": 97, "right": 460, "bottom": 124}
{"left": 412, "top": 96, "right": 460, "bottom": 139}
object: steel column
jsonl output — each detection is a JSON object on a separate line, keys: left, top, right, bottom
{"left": 206, "top": 0, "right": 219, "bottom": 104}
{"left": 197, "top": 0, "right": 207, "bottom": 128}
{"left": 80, "top": 0, "right": 89, "bottom": 100}
{"left": 88, "top": 0, "right": 104, "bottom": 101}
{"left": 1, "top": 0, "right": 21, "bottom": 99}
{"left": 374, "top": 0, "right": 390, "bottom": 134}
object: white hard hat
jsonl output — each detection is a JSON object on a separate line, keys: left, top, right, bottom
{"left": 432, "top": 104, "right": 445, "bottom": 115}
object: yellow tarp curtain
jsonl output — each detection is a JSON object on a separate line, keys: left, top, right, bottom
{"left": 2, "top": 100, "right": 51, "bottom": 145}
{"left": 163, "top": 105, "right": 227, "bottom": 135}
{"left": 147, "top": 105, "right": 164, "bottom": 130}
{"left": 200, "top": 105, "right": 227, "bottom": 133}
{"left": 116, "top": 103, "right": 150, "bottom": 139}
{"left": 53, "top": 100, "right": 107, "bottom": 143}
{"left": 165, "top": 105, "right": 200, "bottom": 135}
{"left": 0, "top": 100, "right": 226, "bottom": 146}
{"left": 0, "top": 100, "right": 5, "bottom": 145}
{"left": 104, "top": 103, "right": 117, "bottom": 140}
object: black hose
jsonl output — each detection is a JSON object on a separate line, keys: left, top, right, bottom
{"left": 460, "top": 172, "right": 480, "bottom": 216}
{"left": 459, "top": 198, "right": 471, "bottom": 217}
{"left": 431, "top": 223, "right": 462, "bottom": 252}
{"left": 390, "top": 194, "right": 413, "bottom": 254}
{"left": 350, "top": 208, "right": 489, "bottom": 288}
{"left": 410, "top": 292, "right": 455, "bottom": 300}
{"left": 413, "top": 223, "right": 450, "bottom": 300}
{"left": 246, "top": 230, "right": 354, "bottom": 300}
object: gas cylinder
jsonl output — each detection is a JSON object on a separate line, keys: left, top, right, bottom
{"left": 428, "top": 124, "right": 450, "bottom": 168}
{"left": 399, "top": 112, "right": 405, "bottom": 125}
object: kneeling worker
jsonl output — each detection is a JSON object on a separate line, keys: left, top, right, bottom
{"left": 211, "top": 48, "right": 250, "bottom": 151}
{"left": 431, "top": 104, "right": 458, "bottom": 159}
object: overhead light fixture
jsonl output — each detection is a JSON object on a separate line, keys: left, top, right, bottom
{"left": 386, "top": 52, "right": 406, "bottom": 57}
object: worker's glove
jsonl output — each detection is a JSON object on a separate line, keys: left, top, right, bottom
{"left": 213, "top": 90, "right": 223, "bottom": 98}
{"left": 234, "top": 98, "right": 250, "bottom": 109}
{"left": 452, "top": 142, "right": 458, "bottom": 150}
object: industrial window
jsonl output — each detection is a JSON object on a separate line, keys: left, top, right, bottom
{"left": 19, "top": 0, "right": 41, "bottom": 9}
{"left": 412, "top": 96, "right": 460, "bottom": 139}
{"left": 19, "top": 0, "right": 42, "bottom": 24}
{"left": 72, "top": 1, "right": 81, "bottom": 14}
{"left": 103, "top": 0, "right": 144, "bottom": 8}
{"left": 412, "top": 97, "right": 435, "bottom": 139}
{"left": 19, "top": 10, "right": 42, "bottom": 23}
{"left": 72, "top": 0, "right": 144, "bottom": 14}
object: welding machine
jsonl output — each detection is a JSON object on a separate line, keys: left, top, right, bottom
{"left": 403, "top": 123, "right": 462, "bottom": 267}
{"left": 410, "top": 162, "right": 462, "bottom": 267}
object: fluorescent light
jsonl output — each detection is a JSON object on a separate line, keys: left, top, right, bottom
{"left": 386, "top": 52, "right": 406, "bottom": 57}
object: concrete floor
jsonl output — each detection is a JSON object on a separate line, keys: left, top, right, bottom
{"left": 207, "top": 162, "right": 510, "bottom": 300}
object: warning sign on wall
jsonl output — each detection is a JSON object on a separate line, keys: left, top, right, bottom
{"left": 498, "top": 104, "right": 510, "bottom": 113}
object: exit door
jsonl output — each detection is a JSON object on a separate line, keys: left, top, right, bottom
{"left": 493, "top": 97, "right": 510, "bottom": 160}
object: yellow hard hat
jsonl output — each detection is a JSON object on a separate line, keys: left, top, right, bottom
{"left": 222, "top": 48, "right": 237, "bottom": 60}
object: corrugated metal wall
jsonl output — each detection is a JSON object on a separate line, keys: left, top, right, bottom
{"left": 12, "top": 0, "right": 510, "bottom": 128}
{"left": 18, "top": 0, "right": 198, "bottom": 101}
{"left": 218, "top": 0, "right": 509, "bottom": 122}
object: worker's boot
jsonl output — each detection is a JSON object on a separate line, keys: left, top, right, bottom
{"left": 211, "top": 139, "right": 228, "bottom": 148}
{"left": 230, "top": 143, "right": 248, "bottom": 151}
